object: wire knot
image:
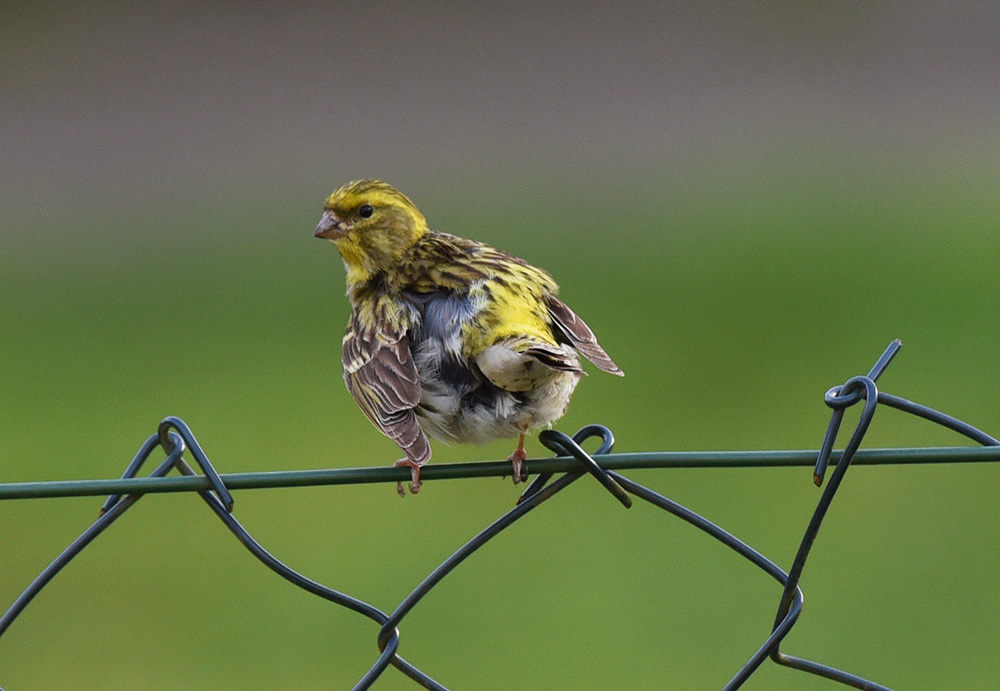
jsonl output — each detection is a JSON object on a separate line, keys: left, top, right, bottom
{"left": 823, "top": 375, "right": 876, "bottom": 410}
{"left": 100, "top": 416, "right": 234, "bottom": 515}
{"left": 812, "top": 340, "right": 902, "bottom": 486}
{"left": 518, "top": 425, "right": 632, "bottom": 508}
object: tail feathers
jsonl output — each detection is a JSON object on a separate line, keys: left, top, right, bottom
{"left": 524, "top": 343, "right": 585, "bottom": 374}
{"left": 476, "top": 338, "right": 582, "bottom": 392}
{"left": 547, "top": 297, "right": 624, "bottom": 376}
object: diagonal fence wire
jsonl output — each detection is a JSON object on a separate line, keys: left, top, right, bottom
{"left": 1, "top": 339, "right": 999, "bottom": 689}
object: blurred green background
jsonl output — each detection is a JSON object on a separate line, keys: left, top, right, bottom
{"left": 3, "top": 2, "right": 1000, "bottom": 689}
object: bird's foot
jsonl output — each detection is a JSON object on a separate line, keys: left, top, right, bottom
{"left": 507, "top": 436, "right": 528, "bottom": 485}
{"left": 393, "top": 458, "right": 423, "bottom": 496}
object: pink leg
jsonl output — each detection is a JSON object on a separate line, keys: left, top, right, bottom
{"left": 393, "top": 458, "right": 423, "bottom": 496}
{"left": 507, "top": 434, "right": 528, "bottom": 485}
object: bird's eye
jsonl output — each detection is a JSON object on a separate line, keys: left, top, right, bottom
{"left": 358, "top": 204, "right": 374, "bottom": 218}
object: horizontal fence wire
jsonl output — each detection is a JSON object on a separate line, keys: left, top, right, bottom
{"left": 2, "top": 339, "right": 998, "bottom": 690}
{"left": 3, "top": 446, "right": 999, "bottom": 501}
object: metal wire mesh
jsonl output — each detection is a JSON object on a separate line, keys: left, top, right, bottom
{"left": 2, "top": 339, "right": 998, "bottom": 690}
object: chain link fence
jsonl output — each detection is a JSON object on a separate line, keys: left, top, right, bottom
{"left": 2, "top": 339, "right": 998, "bottom": 690}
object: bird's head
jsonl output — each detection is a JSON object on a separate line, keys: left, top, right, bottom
{"left": 315, "top": 179, "right": 428, "bottom": 284}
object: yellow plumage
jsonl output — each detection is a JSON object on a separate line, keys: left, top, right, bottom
{"left": 315, "top": 179, "right": 622, "bottom": 494}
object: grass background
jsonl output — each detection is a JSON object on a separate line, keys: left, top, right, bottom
{"left": 3, "top": 3, "right": 1000, "bottom": 689}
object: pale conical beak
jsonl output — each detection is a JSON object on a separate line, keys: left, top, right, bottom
{"left": 314, "top": 211, "right": 345, "bottom": 239}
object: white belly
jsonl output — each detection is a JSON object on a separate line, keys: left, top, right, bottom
{"left": 412, "top": 344, "right": 581, "bottom": 445}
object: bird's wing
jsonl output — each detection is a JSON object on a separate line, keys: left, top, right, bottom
{"left": 343, "top": 308, "right": 431, "bottom": 465}
{"left": 547, "top": 296, "right": 624, "bottom": 376}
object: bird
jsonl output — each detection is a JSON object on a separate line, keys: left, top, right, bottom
{"left": 314, "top": 179, "right": 623, "bottom": 495}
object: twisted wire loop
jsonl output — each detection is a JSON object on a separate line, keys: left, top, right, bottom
{"left": 520, "top": 424, "right": 630, "bottom": 507}
{"left": 100, "top": 416, "right": 233, "bottom": 514}
{"left": 3, "top": 340, "right": 1000, "bottom": 689}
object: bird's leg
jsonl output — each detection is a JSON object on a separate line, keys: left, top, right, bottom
{"left": 507, "top": 434, "right": 528, "bottom": 485}
{"left": 393, "top": 458, "right": 423, "bottom": 496}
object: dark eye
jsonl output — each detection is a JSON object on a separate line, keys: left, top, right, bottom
{"left": 358, "top": 204, "right": 374, "bottom": 218}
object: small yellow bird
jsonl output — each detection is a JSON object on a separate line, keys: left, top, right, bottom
{"left": 315, "top": 180, "right": 623, "bottom": 494}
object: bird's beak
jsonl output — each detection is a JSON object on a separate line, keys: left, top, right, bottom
{"left": 314, "top": 211, "right": 345, "bottom": 239}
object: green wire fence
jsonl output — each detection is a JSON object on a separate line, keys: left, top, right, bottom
{"left": 2, "top": 340, "right": 997, "bottom": 690}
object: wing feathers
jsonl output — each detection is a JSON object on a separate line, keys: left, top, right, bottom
{"left": 343, "top": 310, "right": 431, "bottom": 465}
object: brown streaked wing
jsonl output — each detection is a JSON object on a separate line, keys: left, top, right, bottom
{"left": 547, "top": 296, "right": 624, "bottom": 376}
{"left": 343, "top": 320, "right": 431, "bottom": 465}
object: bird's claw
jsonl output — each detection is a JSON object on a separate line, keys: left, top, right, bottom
{"left": 507, "top": 446, "right": 528, "bottom": 485}
{"left": 394, "top": 458, "right": 422, "bottom": 496}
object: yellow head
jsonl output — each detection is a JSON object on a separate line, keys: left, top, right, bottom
{"left": 315, "top": 179, "right": 429, "bottom": 284}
